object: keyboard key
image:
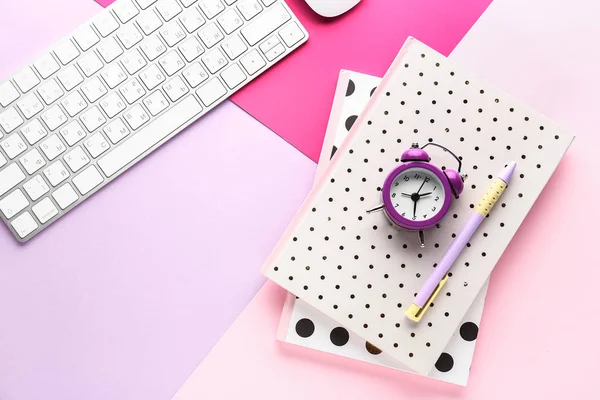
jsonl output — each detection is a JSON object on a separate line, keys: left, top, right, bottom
{"left": 198, "top": 22, "right": 224, "bottom": 48}
{"left": 180, "top": 0, "right": 198, "bottom": 6}
{"left": 78, "top": 52, "right": 104, "bottom": 77}
{"left": 237, "top": 0, "right": 262, "bottom": 20}
{"left": 160, "top": 21, "right": 187, "bottom": 47}
{"left": 121, "top": 50, "right": 147, "bottom": 75}
{"left": 159, "top": 51, "right": 185, "bottom": 75}
{"left": 40, "top": 134, "right": 67, "bottom": 161}
{"left": 0, "top": 81, "right": 20, "bottom": 107}
{"left": 32, "top": 197, "right": 58, "bottom": 224}
{"left": 52, "top": 183, "right": 78, "bottom": 209}
{"left": 43, "top": 160, "right": 70, "bottom": 186}
{"left": 37, "top": 80, "right": 64, "bottom": 105}
{"left": 117, "top": 24, "right": 144, "bottom": 49}
{"left": 113, "top": 0, "right": 140, "bottom": 23}
{"left": 72, "top": 165, "right": 104, "bottom": 195}
{"left": 85, "top": 132, "right": 111, "bottom": 158}
{"left": 41, "top": 105, "right": 68, "bottom": 131}
{"left": 156, "top": 0, "right": 183, "bottom": 21}
{"left": 221, "top": 34, "right": 247, "bottom": 59}
{"left": 201, "top": 48, "right": 228, "bottom": 73}
{"left": 0, "top": 164, "right": 26, "bottom": 197}
{"left": 140, "top": 35, "right": 167, "bottom": 61}
{"left": 260, "top": 0, "right": 276, "bottom": 6}
{"left": 139, "top": 64, "right": 166, "bottom": 90}
{"left": 120, "top": 78, "right": 147, "bottom": 104}
{"left": 198, "top": 0, "right": 225, "bottom": 18}
{"left": 0, "top": 189, "right": 29, "bottom": 219}
{"left": 104, "top": 118, "right": 130, "bottom": 144}
{"left": 179, "top": 36, "right": 205, "bottom": 62}
{"left": 73, "top": 25, "right": 100, "bottom": 51}
{"left": 264, "top": 43, "right": 285, "bottom": 61}
{"left": 135, "top": 0, "right": 158, "bottom": 9}
{"left": 196, "top": 78, "right": 226, "bottom": 106}
{"left": 33, "top": 54, "right": 61, "bottom": 79}
{"left": 240, "top": 49, "right": 265, "bottom": 75}
{"left": 221, "top": 64, "right": 246, "bottom": 88}
{"left": 56, "top": 65, "right": 84, "bottom": 91}
{"left": 53, "top": 39, "right": 80, "bottom": 65}
{"left": 100, "top": 92, "right": 126, "bottom": 118}
{"left": 64, "top": 146, "right": 90, "bottom": 172}
{"left": 100, "top": 64, "right": 127, "bottom": 89}
{"left": 59, "top": 120, "right": 87, "bottom": 146}
{"left": 279, "top": 22, "right": 305, "bottom": 47}
{"left": 0, "top": 153, "right": 5, "bottom": 168}
{"left": 217, "top": 9, "right": 243, "bottom": 34}
{"left": 19, "top": 148, "right": 46, "bottom": 174}
{"left": 11, "top": 212, "right": 38, "bottom": 239}
{"left": 21, "top": 120, "right": 48, "bottom": 145}
{"left": 163, "top": 76, "right": 189, "bottom": 102}
{"left": 180, "top": 7, "right": 205, "bottom": 32}
{"left": 80, "top": 106, "right": 107, "bottom": 132}
{"left": 182, "top": 62, "right": 209, "bottom": 87}
{"left": 224, "top": 0, "right": 237, "bottom": 4}
{"left": 94, "top": 12, "right": 120, "bottom": 37}
{"left": 258, "top": 35, "right": 280, "bottom": 53}
{"left": 97, "top": 37, "right": 124, "bottom": 63}
{"left": 17, "top": 95, "right": 44, "bottom": 119}
{"left": 24, "top": 175, "right": 50, "bottom": 201}
{"left": 81, "top": 76, "right": 108, "bottom": 103}
{"left": 241, "top": 3, "right": 290, "bottom": 45}
{"left": 61, "top": 92, "right": 87, "bottom": 117}
{"left": 123, "top": 104, "right": 150, "bottom": 130}
{"left": 0, "top": 108, "right": 24, "bottom": 133}
{"left": 136, "top": 9, "right": 163, "bottom": 34}
{"left": 1, "top": 133, "right": 27, "bottom": 159}
{"left": 143, "top": 91, "right": 169, "bottom": 115}
{"left": 13, "top": 67, "right": 40, "bottom": 93}
{"left": 98, "top": 96, "right": 202, "bottom": 177}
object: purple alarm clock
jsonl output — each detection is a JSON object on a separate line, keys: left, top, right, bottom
{"left": 367, "top": 142, "right": 466, "bottom": 247}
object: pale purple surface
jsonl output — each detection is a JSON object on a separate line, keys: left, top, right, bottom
{"left": 0, "top": 2, "right": 317, "bottom": 398}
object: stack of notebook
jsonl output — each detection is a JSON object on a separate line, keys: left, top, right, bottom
{"left": 261, "top": 38, "right": 573, "bottom": 383}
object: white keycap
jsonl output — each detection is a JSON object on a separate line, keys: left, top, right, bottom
{"left": 221, "top": 63, "right": 246, "bottom": 88}
{"left": 224, "top": 0, "right": 237, "bottom": 4}
{"left": 0, "top": 189, "right": 29, "bottom": 219}
{"left": 221, "top": 34, "right": 247, "bottom": 59}
{"left": 264, "top": 43, "right": 285, "bottom": 61}
{"left": 64, "top": 146, "right": 90, "bottom": 172}
{"left": 11, "top": 212, "right": 38, "bottom": 238}
{"left": 100, "top": 63, "right": 127, "bottom": 89}
{"left": 135, "top": 0, "right": 158, "bottom": 9}
{"left": 100, "top": 92, "right": 126, "bottom": 118}
{"left": 32, "top": 197, "right": 58, "bottom": 224}
{"left": 117, "top": 24, "right": 144, "bottom": 49}
{"left": 73, "top": 165, "right": 104, "bottom": 195}
{"left": 61, "top": 92, "right": 87, "bottom": 117}
{"left": 97, "top": 37, "right": 124, "bottom": 63}
{"left": 140, "top": 35, "right": 167, "bottom": 61}
{"left": 156, "top": 0, "right": 183, "bottom": 21}
{"left": 98, "top": 96, "right": 202, "bottom": 177}
{"left": 159, "top": 51, "right": 185, "bottom": 75}
{"left": 80, "top": 106, "right": 107, "bottom": 132}
{"left": 217, "top": 9, "right": 243, "bottom": 34}
{"left": 258, "top": 35, "right": 280, "bottom": 53}
{"left": 0, "top": 81, "right": 20, "bottom": 107}
{"left": 53, "top": 39, "right": 80, "bottom": 65}
{"left": 19, "top": 148, "right": 46, "bottom": 174}
{"left": 260, "top": 0, "right": 276, "bottom": 6}
{"left": 42, "top": 105, "right": 68, "bottom": 131}
{"left": 40, "top": 134, "right": 66, "bottom": 161}
{"left": 13, "top": 67, "right": 40, "bottom": 93}
{"left": 56, "top": 65, "right": 84, "bottom": 91}
{"left": 78, "top": 52, "right": 104, "bottom": 77}
{"left": 196, "top": 78, "right": 226, "bottom": 106}
{"left": 52, "top": 183, "right": 78, "bottom": 209}
{"left": 104, "top": 118, "right": 130, "bottom": 144}
{"left": 43, "top": 160, "right": 70, "bottom": 186}
{"left": 33, "top": 54, "right": 61, "bottom": 79}
{"left": 121, "top": 50, "right": 147, "bottom": 75}
{"left": 0, "top": 108, "right": 24, "bottom": 133}
{"left": 201, "top": 48, "right": 228, "bottom": 73}
{"left": 179, "top": 36, "right": 204, "bottom": 62}
{"left": 84, "top": 133, "right": 110, "bottom": 158}
{"left": 1, "top": 133, "right": 27, "bottom": 159}
{"left": 240, "top": 49, "right": 265, "bottom": 75}
{"left": 160, "top": 22, "right": 187, "bottom": 47}
{"left": 182, "top": 62, "right": 209, "bottom": 87}
{"left": 198, "top": 0, "right": 225, "bottom": 18}
{"left": 237, "top": 0, "right": 262, "bottom": 20}
{"left": 73, "top": 25, "right": 100, "bottom": 51}
{"left": 181, "top": 0, "right": 198, "bottom": 6}
{"left": 180, "top": 7, "right": 205, "bottom": 32}
{"left": 0, "top": 152, "right": 6, "bottom": 168}
{"left": 279, "top": 22, "right": 304, "bottom": 47}
{"left": 0, "top": 164, "right": 26, "bottom": 197}
{"left": 81, "top": 77, "right": 108, "bottom": 103}
{"left": 241, "top": 3, "right": 290, "bottom": 45}
{"left": 139, "top": 64, "right": 166, "bottom": 90}
{"left": 37, "top": 80, "right": 64, "bottom": 105}
{"left": 198, "top": 22, "right": 224, "bottom": 48}
{"left": 24, "top": 175, "right": 50, "bottom": 201}
{"left": 59, "top": 120, "right": 87, "bottom": 146}
{"left": 163, "top": 76, "right": 190, "bottom": 101}
{"left": 137, "top": 9, "right": 163, "bottom": 34}
{"left": 94, "top": 13, "right": 120, "bottom": 37}
{"left": 143, "top": 91, "right": 169, "bottom": 115}
{"left": 17, "top": 95, "right": 44, "bottom": 120}
{"left": 123, "top": 104, "right": 150, "bottom": 130}
{"left": 120, "top": 78, "right": 146, "bottom": 104}
{"left": 113, "top": 0, "right": 140, "bottom": 23}
{"left": 21, "top": 120, "right": 48, "bottom": 145}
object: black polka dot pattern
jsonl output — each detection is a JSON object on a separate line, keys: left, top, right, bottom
{"left": 365, "top": 341, "right": 382, "bottom": 355}
{"left": 435, "top": 352, "right": 454, "bottom": 372}
{"left": 330, "top": 327, "right": 350, "bottom": 346}
{"left": 295, "top": 318, "right": 315, "bottom": 338}
{"left": 345, "top": 115, "right": 358, "bottom": 131}
{"left": 459, "top": 322, "right": 479, "bottom": 341}
{"left": 346, "top": 79, "right": 355, "bottom": 97}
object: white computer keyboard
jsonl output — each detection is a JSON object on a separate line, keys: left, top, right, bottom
{"left": 0, "top": 0, "right": 308, "bottom": 242}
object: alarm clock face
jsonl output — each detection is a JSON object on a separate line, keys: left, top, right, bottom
{"left": 389, "top": 167, "right": 446, "bottom": 221}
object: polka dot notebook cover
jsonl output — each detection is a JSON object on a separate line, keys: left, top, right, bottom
{"left": 261, "top": 38, "right": 574, "bottom": 375}
{"left": 277, "top": 70, "right": 487, "bottom": 385}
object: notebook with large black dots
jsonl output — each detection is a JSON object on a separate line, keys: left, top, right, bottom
{"left": 262, "top": 38, "right": 573, "bottom": 374}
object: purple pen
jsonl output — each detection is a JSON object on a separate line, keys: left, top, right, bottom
{"left": 405, "top": 161, "right": 517, "bottom": 322}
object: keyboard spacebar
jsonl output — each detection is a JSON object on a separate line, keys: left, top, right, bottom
{"left": 98, "top": 96, "right": 203, "bottom": 177}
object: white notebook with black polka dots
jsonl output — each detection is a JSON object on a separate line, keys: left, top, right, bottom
{"left": 261, "top": 38, "right": 574, "bottom": 375}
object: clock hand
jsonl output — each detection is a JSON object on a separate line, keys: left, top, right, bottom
{"left": 401, "top": 193, "right": 412, "bottom": 197}
{"left": 413, "top": 198, "right": 418, "bottom": 218}
{"left": 419, "top": 192, "right": 432, "bottom": 197}
{"left": 417, "top": 179, "right": 427, "bottom": 194}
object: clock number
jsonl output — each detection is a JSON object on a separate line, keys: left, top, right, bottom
{"left": 401, "top": 212, "right": 406, "bottom": 216}
{"left": 391, "top": 192, "right": 396, "bottom": 198}
{"left": 431, "top": 206, "right": 437, "bottom": 212}
{"left": 414, "top": 173, "right": 422, "bottom": 180}
{"left": 395, "top": 203, "right": 399, "bottom": 207}
{"left": 403, "top": 176, "right": 409, "bottom": 181}
{"left": 433, "top": 185, "right": 437, "bottom": 191}
{"left": 423, "top": 214, "right": 428, "bottom": 219}
{"left": 394, "top": 181, "right": 400, "bottom": 187}
{"left": 424, "top": 177, "right": 430, "bottom": 183}
{"left": 434, "top": 196, "right": 440, "bottom": 202}
{"left": 412, "top": 215, "right": 417, "bottom": 220}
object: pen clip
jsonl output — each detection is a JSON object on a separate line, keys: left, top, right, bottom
{"left": 405, "top": 274, "right": 449, "bottom": 322}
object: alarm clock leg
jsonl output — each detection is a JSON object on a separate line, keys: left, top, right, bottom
{"left": 366, "top": 204, "right": 385, "bottom": 214}
{"left": 418, "top": 230, "right": 425, "bottom": 248}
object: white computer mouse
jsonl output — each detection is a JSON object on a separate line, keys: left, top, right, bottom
{"left": 304, "top": 0, "right": 361, "bottom": 17}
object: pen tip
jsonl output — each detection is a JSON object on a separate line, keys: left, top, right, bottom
{"left": 499, "top": 161, "right": 517, "bottom": 184}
